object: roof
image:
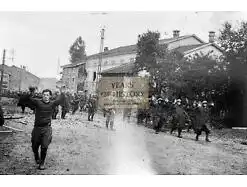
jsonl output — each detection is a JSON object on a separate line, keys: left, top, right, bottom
{"left": 159, "top": 34, "right": 205, "bottom": 45}
{"left": 61, "top": 34, "right": 210, "bottom": 69}
{"left": 86, "top": 34, "right": 205, "bottom": 60}
{"left": 174, "top": 44, "right": 206, "bottom": 54}
{"left": 61, "top": 61, "right": 86, "bottom": 69}
{"left": 87, "top": 44, "right": 137, "bottom": 60}
{"left": 182, "top": 43, "right": 224, "bottom": 55}
{"left": 101, "top": 63, "right": 135, "bottom": 75}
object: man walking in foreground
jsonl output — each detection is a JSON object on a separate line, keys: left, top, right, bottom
{"left": 27, "top": 87, "right": 65, "bottom": 170}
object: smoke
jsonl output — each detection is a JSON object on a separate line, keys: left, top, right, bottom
{"left": 107, "top": 111, "right": 156, "bottom": 175}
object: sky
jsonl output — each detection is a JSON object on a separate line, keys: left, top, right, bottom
{"left": 1, "top": 11, "right": 247, "bottom": 78}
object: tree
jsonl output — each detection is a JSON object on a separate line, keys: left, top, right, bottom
{"left": 69, "top": 36, "right": 87, "bottom": 64}
{"left": 135, "top": 30, "right": 229, "bottom": 103}
{"left": 218, "top": 21, "right": 247, "bottom": 127}
{"left": 134, "top": 30, "right": 169, "bottom": 96}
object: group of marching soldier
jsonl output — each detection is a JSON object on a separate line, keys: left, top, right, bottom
{"left": 17, "top": 88, "right": 98, "bottom": 122}
{"left": 137, "top": 96, "right": 213, "bottom": 142}
{"left": 17, "top": 87, "right": 213, "bottom": 142}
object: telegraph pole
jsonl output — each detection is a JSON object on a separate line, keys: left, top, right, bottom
{"left": 96, "top": 27, "right": 105, "bottom": 93}
{"left": 0, "top": 49, "right": 6, "bottom": 97}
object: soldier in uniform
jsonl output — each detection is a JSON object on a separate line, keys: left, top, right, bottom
{"left": 0, "top": 104, "right": 4, "bottom": 126}
{"left": 61, "top": 92, "right": 70, "bottom": 119}
{"left": 153, "top": 98, "right": 168, "bottom": 134}
{"left": 52, "top": 92, "right": 59, "bottom": 119}
{"left": 87, "top": 95, "right": 97, "bottom": 121}
{"left": 170, "top": 99, "right": 190, "bottom": 138}
{"left": 187, "top": 100, "right": 198, "bottom": 132}
{"left": 79, "top": 92, "right": 88, "bottom": 112}
{"left": 27, "top": 88, "right": 65, "bottom": 170}
{"left": 105, "top": 107, "right": 115, "bottom": 130}
{"left": 71, "top": 93, "right": 80, "bottom": 115}
{"left": 194, "top": 100, "right": 211, "bottom": 142}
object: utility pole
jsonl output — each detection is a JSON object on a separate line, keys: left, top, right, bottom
{"left": 19, "top": 65, "right": 25, "bottom": 92}
{"left": 0, "top": 49, "right": 6, "bottom": 98}
{"left": 96, "top": 27, "right": 105, "bottom": 93}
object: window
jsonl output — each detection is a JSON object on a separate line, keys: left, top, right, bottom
{"left": 120, "top": 59, "right": 125, "bottom": 64}
{"left": 93, "top": 72, "right": 97, "bottom": 81}
{"left": 72, "top": 78, "right": 75, "bottom": 82}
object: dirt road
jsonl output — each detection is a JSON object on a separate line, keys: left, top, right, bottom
{"left": 1, "top": 112, "right": 247, "bottom": 175}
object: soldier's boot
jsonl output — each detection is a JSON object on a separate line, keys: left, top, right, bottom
{"left": 32, "top": 144, "right": 40, "bottom": 165}
{"left": 39, "top": 148, "right": 47, "bottom": 170}
{"left": 21, "top": 106, "right": 25, "bottom": 114}
{"left": 34, "top": 151, "right": 40, "bottom": 165}
{"left": 195, "top": 134, "right": 199, "bottom": 141}
{"left": 177, "top": 128, "right": 182, "bottom": 138}
{"left": 205, "top": 133, "right": 211, "bottom": 142}
{"left": 61, "top": 111, "right": 65, "bottom": 119}
{"left": 91, "top": 113, "right": 94, "bottom": 121}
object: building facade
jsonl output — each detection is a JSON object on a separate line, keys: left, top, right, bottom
{"left": 61, "top": 30, "right": 224, "bottom": 95}
{"left": 0, "top": 65, "right": 40, "bottom": 91}
{"left": 60, "top": 62, "right": 87, "bottom": 93}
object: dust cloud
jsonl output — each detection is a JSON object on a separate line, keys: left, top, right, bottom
{"left": 107, "top": 111, "right": 156, "bottom": 175}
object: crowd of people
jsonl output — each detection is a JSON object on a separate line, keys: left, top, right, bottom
{"left": 16, "top": 88, "right": 98, "bottom": 121}
{"left": 137, "top": 96, "right": 214, "bottom": 142}
{"left": 0, "top": 86, "right": 217, "bottom": 170}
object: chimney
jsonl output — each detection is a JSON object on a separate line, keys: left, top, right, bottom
{"left": 173, "top": 30, "right": 180, "bottom": 38}
{"left": 209, "top": 31, "right": 216, "bottom": 43}
{"left": 104, "top": 47, "right": 109, "bottom": 52}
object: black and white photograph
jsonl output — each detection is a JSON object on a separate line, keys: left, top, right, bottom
{"left": 1, "top": 8, "right": 247, "bottom": 177}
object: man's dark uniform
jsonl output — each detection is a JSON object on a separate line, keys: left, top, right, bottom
{"left": 87, "top": 97, "right": 97, "bottom": 121}
{"left": 170, "top": 102, "right": 189, "bottom": 138}
{"left": 194, "top": 104, "right": 211, "bottom": 142}
{"left": 153, "top": 99, "right": 168, "bottom": 134}
{"left": 51, "top": 93, "right": 59, "bottom": 119}
{"left": 0, "top": 105, "right": 4, "bottom": 126}
{"left": 27, "top": 92, "right": 65, "bottom": 168}
{"left": 71, "top": 94, "right": 80, "bottom": 115}
{"left": 61, "top": 94, "right": 69, "bottom": 119}
{"left": 186, "top": 103, "right": 197, "bottom": 132}
{"left": 79, "top": 94, "right": 86, "bottom": 112}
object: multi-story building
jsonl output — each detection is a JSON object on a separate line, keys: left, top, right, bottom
{"left": 0, "top": 65, "right": 40, "bottom": 91}
{"left": 61, "top": 30, "right": 224, "bottom": 95}
{"left": 60, "top": 62, "right": 87, "bottom": 93}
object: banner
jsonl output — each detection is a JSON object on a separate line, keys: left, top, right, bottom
{"left": 98, "top": 76, "right": 149, "bottom": 109}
